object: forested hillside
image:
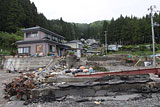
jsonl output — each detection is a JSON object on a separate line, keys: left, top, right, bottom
{"left": 0, "top": 0, "right": 160, "bottom": 48}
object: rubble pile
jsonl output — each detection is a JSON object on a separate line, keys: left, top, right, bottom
{"left": 4, "top": 73, "right": 36, "bottom": 100}
{"left": 3, "top": 57, "right": 68, "bottom": 101}
{"left": 4, "top": 66, "right": 62, "bottom": 100}
{"left": 65, "top": 66, "right": 94, "bottom": 75}
{"left": 3, "top": 64, "right": 95, "bottom": 101}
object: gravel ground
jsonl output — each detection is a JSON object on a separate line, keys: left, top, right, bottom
{"left": 5, "top": 93, "right": 160, "bottom": 107}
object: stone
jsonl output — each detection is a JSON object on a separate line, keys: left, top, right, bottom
{"left": 22, "top": 95, "right": 27, "bottom": 100}
{"left": 10, "top": 96, "right": 20, "bottom": 101}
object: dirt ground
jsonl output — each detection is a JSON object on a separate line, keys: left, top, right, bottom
{"left": 3, "top": 93, "right": 160, "bottom": 107}
{"left": 0, "top": 70, "right": 20, "bottom": 107}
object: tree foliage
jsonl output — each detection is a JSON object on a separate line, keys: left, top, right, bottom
{"left": 0, "top": 32, "right": 23, "bottom": 49}
{"left": 0, "top": 0, "right": 160, "bottom": 47}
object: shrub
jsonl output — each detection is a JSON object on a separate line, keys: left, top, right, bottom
{"left": 93, "top": 65, "right": 108, "bottom": 72}
{"left": 139, "top": 45, "right": 148, "bottom": 51}
{"left": 68, "top": 51, "right": 74, "bottom": 55}
{"left": 121, "top": 45, "right": 134, "bottom": 51}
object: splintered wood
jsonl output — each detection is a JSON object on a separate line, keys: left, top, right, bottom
{"left": 4, "top": 73, "right": 36, "bottom": 100}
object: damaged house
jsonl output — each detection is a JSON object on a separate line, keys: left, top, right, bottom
{"left": 16, "top": 26, "right": 70, "bottom": 56}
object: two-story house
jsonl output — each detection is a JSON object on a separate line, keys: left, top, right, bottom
{"left": 16, "top": 26, "right": 70, "bottom": 56}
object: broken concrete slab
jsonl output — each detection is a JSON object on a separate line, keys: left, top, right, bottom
{"left": 28, "top": 74, "right": 156, "bottom": 99}
{"left": 46, "top": 76, "right": 100, "bottom": 83}
{"left": 30, "top": 82, "right": 155, "bottom": 99}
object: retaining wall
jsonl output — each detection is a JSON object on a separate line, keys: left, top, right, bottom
{"left": 2, "top": 56, "right": 54, "bottom": 71}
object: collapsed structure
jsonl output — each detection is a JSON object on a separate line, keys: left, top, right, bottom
{"left": 3, "top": 54, "right": 160, "bottom": 105}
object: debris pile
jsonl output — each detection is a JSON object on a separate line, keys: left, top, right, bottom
{"left": 3, "top": 64, "right": 96, "bottom": 101}
{"left": 3, "top": 60, "right": 67, "bottom": 101}
{"left": 65, "top": 66, "right": 95, "bottom": 75}
{"left": 4, "top": 73, "right": 36, "bottom": 100}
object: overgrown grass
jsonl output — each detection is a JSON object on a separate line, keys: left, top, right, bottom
{"left": 107, "top": 44, "right": 160, "bottom": 57}
{"left": 93, "top": 65, "right": 109, "bottom": 72}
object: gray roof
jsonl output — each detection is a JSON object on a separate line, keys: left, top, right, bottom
{"left": 16, "top": 39, "right": 61, "bottom": 45}
{"left": 65, "top": 40, "right": 82, "bottom": 44}
{"left": 69, "top": 40, "right": 81, "bottom": 42}
{"left": 22, "top": 26, "right": 64, "bottom": 39}
{"left": 86, "top": 51, "right": 100, "bottom": 53}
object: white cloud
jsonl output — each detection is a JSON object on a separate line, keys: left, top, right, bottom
{"left": 30, "top": 0, "right": 160, "bottom": 23}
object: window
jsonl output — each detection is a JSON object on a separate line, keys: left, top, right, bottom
{"left": 45, "top": 34, "right": 51, "bottom": 40}
{"left": 58, "top": 38, "right": 60, "bottom": 42}
{"left": 18, "top": 48, "right": 23, "bottom": 53}
{"left": 52, "top": 46, "right": 55, "bottom": 52}
{"left": 18, "top": 47, "right": 30, "bottom": 54}
{"left": 26, "top": 33, "right": 31, "bottom": 38}
{"left": 26, "top": 32, "right": 38, "bottom": 38}
{"left": 49, "top": 45, "right": 55, "bottom": 52}
{"left": 52, "top": 36, "right": 57, "bottom": 41}
{"left": 78, "top": 44, "right": 81, "bottom": 49}
{"left": 52, "top": 36, "right": 55, "bottom": 41}
{"left": 24, "top": 47, "right": 29, "bottom": 53}
{"left": 55, "top": 37, "right": 58, "bottom": 41}
{"left": 49, "top": 45, "right": 52, "bottom": 52}
{"left": 59, "top": 39, "right": 61, "bottom": 42}
{"left": 31, "top": 32, "right": 38, "bottom": 37}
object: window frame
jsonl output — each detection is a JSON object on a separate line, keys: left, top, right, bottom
{"left": 26, "top": 32, "right": 38, "bottom": 38}
{"left": 18, "top": 47, "right": 30, "bottom": 54}
{"left": 49, "top": 45, "right": 56, "bottom": 52}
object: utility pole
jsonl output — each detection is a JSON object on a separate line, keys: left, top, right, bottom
{"left": 148, "top": 5, "right": 158, "bottom": 67}
{"left": 104, "top": 31, "right": 107, "bottom": 54}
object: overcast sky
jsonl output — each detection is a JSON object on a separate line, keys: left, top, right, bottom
{"left": 30, "top": 0, "right": 160, "bottom": 23}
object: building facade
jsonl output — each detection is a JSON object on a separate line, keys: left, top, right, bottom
{"left": 16, "top": 26, "right": 70, "bottom": 56}
{"left": 64, "top": 40, "right": 83, "bottom": 58}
